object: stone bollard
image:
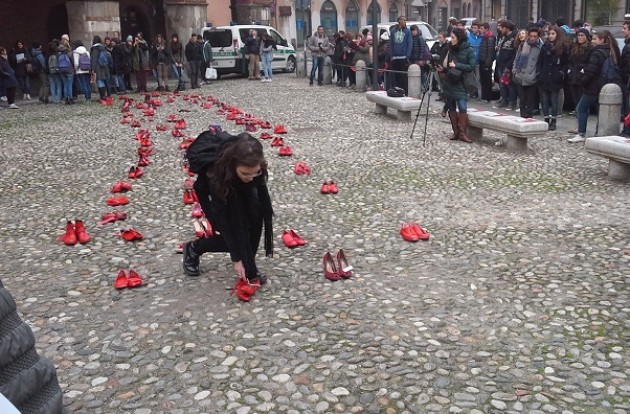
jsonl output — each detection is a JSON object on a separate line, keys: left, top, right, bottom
{"left": 356, "top": 60, "right": 367, "bottom": 91}
{"left": 407, "top": 64, "right": 421, "bottom": 99}
{"left": 323, "top": 56, "right": 332, "bottom": 85}
{"left": 296, "top": 52, "right": 306, "bottom": 78}
{"left": 598, "top": 83, "right": 622, "bottom": 136}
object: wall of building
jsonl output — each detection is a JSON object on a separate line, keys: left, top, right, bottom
{"left": 208, "top": 0, "right": 233, "bottom": 27}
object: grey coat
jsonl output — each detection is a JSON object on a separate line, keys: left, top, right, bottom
{"left": 0, "top": 280, "right": 67, "bottom": 414}
{"left": 90, "top": 43, "right": 110, "bottom": 81}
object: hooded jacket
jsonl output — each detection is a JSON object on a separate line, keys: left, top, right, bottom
{"left": 478, "top": 31, "right": 496, "bottom": 68}
{"left": 441, "top": 39, "right": 475, "bottom": 100}
{"left": 580, "top": 44, "right": 611, "bottom": 96}
{"left": 389, "top": 25, "right": 412, "bottom": 60}
{"left": 467, "top": 31, "right": 483, "bottom": 64}
{"left": 72, "top": 45, "right": 90, "bottom": 75}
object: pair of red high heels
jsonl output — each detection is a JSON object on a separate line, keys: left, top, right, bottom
{"left": 172, "top": 129, "right": 184, "bottom": 138}
{"left": 274, "top": 125, "right": 287, "bottom": 134}
{"left": 110, "top": 181, "right": 132, "bottom": 193}
{"left": 323, "top": 250, "right": 352, "bottom": 281}
{"left": 106, "top": 196, "right": 129, "bottom": 206}
{"left": 174, "top": 119, "right": 186, "bottom": 130}
{"left": 282, "top": 230, "right": 306, "bottom": 248}
{"left": 191, "top": 202, "right": 204, "bottom": 218}
{"left": 320, "top": 181, "right": 339, "bottom": 194}
{"left": 183, "top": 189, "right": 199, "bottom": 205}
{"left": 270, "top": 137, "right": 284, "bottom": 147}
{"left": 128, "top": 166, "right": 143, "bottom": 179}
{"left": 156, "top": 124, "right": 169, "bottom": 131}
{"left": 230, "top": 278, "right": 261, "bottom": 302}
{"left": 119, "top": 228, "right": 143, "bottom": 242}
{"left": 131, "top": 120, "right": 141, "bottom": 128}
{"left": 260, "top": 132, "right": 273, "bottom": 139}
{"left": 192, "top": 218, "right": 213, "bottom": 238}
{"left": 58, "top": 220, "right": 91, "bottom": 245}
{"left": 114, "top": 269, "right": 145, "bottom": 289}
{"left": 99, "top": 211, "right": 127, "bottom": 225}
{"left": 400, "top": 222, "right": 430, "bottom": 242}
{"left": 294, "top": 162, "right": 311, "bottom": 175}
{"left": 278, "top": 146, "right": 293, "bottom": 156}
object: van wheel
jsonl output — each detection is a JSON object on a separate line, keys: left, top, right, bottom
{"left": 284, "top": 56, "right": 296, "bottom": 73}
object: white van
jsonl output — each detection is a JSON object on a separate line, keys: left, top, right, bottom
{"left": 201, "top": 25, "right": 296, "bottom": 78}
{"left": 360, "top": 21, "right": 439, "bottom": 49}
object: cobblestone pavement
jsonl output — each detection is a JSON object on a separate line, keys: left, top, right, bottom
{"left": 0, "top": 74, "right": 628, "bottom": 414}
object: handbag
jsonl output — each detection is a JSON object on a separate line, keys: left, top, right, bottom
{"left": 463, "top": 70, "right": 477, "bottom": 94}
{"left": 205, "top": 67, "right": 217, "bottom": 80}
{"left": 447, "top": 67, "right": 463, "bottom": 82}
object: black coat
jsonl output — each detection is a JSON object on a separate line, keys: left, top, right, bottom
{"left": 496, "top": 30, "right": 516, "bottom": 70}
{"left": 538, "top": 41, "right": 568, "bottom": 91}
{"left": 567, "top": 43, "right": 591, "bottom": 85}
{"left": 622, "top": 37, "right": 630, "bottom": 84}
{"left": 185, "top": 41, "right": 201, "bottom": 62}
{"left": 580, "top": 44, "right": 610, "bottom": 96}
{"left": 0, "top": 280, "right": 67, "bottom": 414}
{"left": 478, "top": 32, "right": 496, "bottom": 68}
{"left": 112, "top": 43, "right": 130, "bottom": 75}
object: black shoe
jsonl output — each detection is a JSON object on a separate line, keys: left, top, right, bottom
{"left": 317, "top": 82, "right": 323, "bottom": 86}
{"left": 183, "top": 242, "right": 200, "bottom": 276}
{"left": 251, "top": 272, "right": 267, "bottom": 285}
{"left": 309, "top": 79, "right": 314, "bottom": 86}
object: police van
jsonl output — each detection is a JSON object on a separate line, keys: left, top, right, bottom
{"left": 201, "top": 25, "right": 297, "bottom": 78}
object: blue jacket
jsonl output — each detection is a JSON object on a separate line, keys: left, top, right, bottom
{"left": 389, "top": 26, "right": 412, "bottom": 59}
{"left": 468, "top": 31, "right": 482, "bottom": 64}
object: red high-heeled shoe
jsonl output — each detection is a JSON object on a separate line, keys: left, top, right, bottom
{"left": 183, "top": 177, "right": 195, "bottom": 190}
{"left": 400, "top": 223, "right": 419, "bottom": 242}
{"left": 192, "top": 219, "right": 205, "bottom": 238}
{"left": 270, "top": 137, "right": 284, "bottom": 147}
{"left": 409, "top": 222, "right": 430, "bottom": 240}
{"left": 199, "top": 217, "right": 213, "bottom": 237}
{"left": 167, "top": 114, "right": 178, "bottom": 122}
{"left": 110, "top": 181, "right": 132, "bottom": 193}
{"left": 99, "top": 211, "right": 127, "bottom": 225}
{"left": 74, "top": 220, "right": 91, "bottom": 244}
{"left": 328, "top": 181, "right": 339, "bottom": 194}
{"left": 260, "top": 122, "right": 272, "bottom": 129}
{"left": 137, "top": 154, "right": 150, "bottom": 167}
{"left": 282, "top": 230, "right": 299, "bottom": 248}
{"left": 336, "top": 249, "right": 353, "bottom": 278}
{"left": 183, "top": 190, "right": 195, "bottom": 205}
{"left": 119, "top": 228, "right": 143, "bottom": 241}
{"left": 107, "top": 196, "right": 130, "bottom": 206}
{"left": 260, "top": 132, "right": 273, "bottom": 139}
{"left": 290, "top": 230, "right": 306, "bottom": 246}
{"left": 274, "top": 125, "right": 287, "bottom": 134}
{"left": 114, "top": 270, "right": 128, "bottom": 289}
{"left": 172, "top": 129, "right": 184, "bottom": 138}
{"left": 127, "top": 270, "right": 144, "bottom": 288}
{"left": 175, "top": 119, "right": 186, "bottom": 130}
{"left": 191, "top": 202, "right": 204, "bottom": 218}
{"left": 278, "top": 146, "right": 293, "bottom": 156}
{"left": 131, "top": 120, "right": 141, "bottom": 128}
{"left": 323, "top": 252, "right": 341, "bottom": 281}
{"left": 320, "top": 182, "right": 330, "bottom": 194}
{"left": 230, "top": 278, "right": 261, "bottom": 302}
{"left": 58, "top": 221, "right": 77, "bottom": 246}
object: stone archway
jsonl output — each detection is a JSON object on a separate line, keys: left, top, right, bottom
{"left": 320, "top": 0, "right": 338, "bottom": 36}
{"left": 47, "top": 4, "right": 70, "bottom": 41}
{"left": 367, "top": 2, "right": 381, "bottom": 25}
{"left": 345, "top": 0, "right": 359, "bottom": 35}
{"left": 121, "top": 6, "right": 151, "bottom": 41}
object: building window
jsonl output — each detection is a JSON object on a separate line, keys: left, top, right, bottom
{"left": 389, "top": 3, "right": 398, "bottom": 21}
{"left": 320, "top": 0, "right": 338, "bottom": 36}
{"left": 346, "top": 0, "right": 359, "bottom": 34}
{"left": 367, "top": 2, "right": 382, "bottom": 25}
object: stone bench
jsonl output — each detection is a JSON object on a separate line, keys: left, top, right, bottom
{"left": 466, "top": 108, "right": 549, "bottom": 152}
{"left": 584, "top": 136, "right": 630, "bottom": 181}
{"left": 365, "top": 91, "right": 422, "bottom": 122}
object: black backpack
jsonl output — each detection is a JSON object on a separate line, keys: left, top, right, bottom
{"left": 186, "top": 128, "right": 237, "bottom": 174}
{"left": 387, "top": 87, "right": 406, "bottom": 97}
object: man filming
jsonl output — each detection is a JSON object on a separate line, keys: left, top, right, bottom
{"left": 308, "top": 26, "right": 330, "bottom": 86}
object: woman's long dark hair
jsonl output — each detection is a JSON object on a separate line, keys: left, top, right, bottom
{"left": 549, "top": 26, "right": 568, "bottom": 57}
{"left": 570, "top": 34, "right": 590, "bottom": 57}
{"left": 209, "top": 133, "right": 268, "bottom": 201}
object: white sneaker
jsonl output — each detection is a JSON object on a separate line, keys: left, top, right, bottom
{"left": 261, "top": 78, "right": 267, "bottom": 82}
{"left": 0, "top": 96, "right": 7, "bottom": 102}
{"left": 8, "top": 103, "right": 19, "bottom": 109}
{"left": 26, "top": 94, "right": 31, "bottom": 100}
{"left": 567, "top": 134, "right": 586, "bottom": 143}
{"left": 268, "top": 78, "right": 272, "bottom": 82}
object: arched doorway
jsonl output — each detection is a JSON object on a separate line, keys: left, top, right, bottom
{"left": 367, "top": 2, "right": 381, "bottom": 25}
{"left": 389, "top": 3, "right": 398, "bottom": 21}
{"left": 296, "top": 0, "right": 312, "bottom": 46}
{"left": 320, "top": 1, "right": 338, "bottom": 36}
{"left": 121, "top": 6, "right": 151, "bottom": 41}
{"left": 47, "top": 4, "right": 70, "bottom": 41}
{"left": 345, "top": 0, "right": 359, "bottom": 35}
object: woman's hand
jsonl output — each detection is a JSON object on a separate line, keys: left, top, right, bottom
{"left": 448, "top": 61, "right": 456, "bottom": 68}
{"left": 233, "top": 261, "right": 246, "bottom": 280}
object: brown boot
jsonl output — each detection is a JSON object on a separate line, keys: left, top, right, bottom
{"left": 458, "top": 112, "right": 472, "bottom": 143}
{"left": 448, "top": 110, "right": 459, "bottom": 140}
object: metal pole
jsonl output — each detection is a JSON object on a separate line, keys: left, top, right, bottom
{"left": 371, "top": 0, "right": 379, "bottom": 90}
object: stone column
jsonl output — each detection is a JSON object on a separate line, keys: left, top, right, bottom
{"left": 356, "top": 60, "right": 367, "bottom": 91}
{"left": 407, "top": 64, "right": 421, "bottom": 99}
{"left": 164, "top": 0, "right": 208, "bottom": 43}
{"left": 598, "top": 83, "right": 622, "bottom": 137}
{"left": 323, "top": 56, "right": 332, "bottom": 85}
{"left": 66, "top": 1, "right": 121, "bottom": 47}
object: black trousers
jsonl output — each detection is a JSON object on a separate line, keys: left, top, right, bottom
{"left": 517, "top": 83, "right": 538, "bottom": 118}
{"left": 391, "top": 58, "right": 409, "bottom": 92}
{"left": 480, "top": 65, "right": 494, "bottom": 101}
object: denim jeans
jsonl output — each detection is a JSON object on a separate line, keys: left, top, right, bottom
{"left": 76, "top": 73, "right": 92, "bottom": 100}
{"left": 576, "top": 93, "right": 599, "bottom": 136}
{"left": 310, "top": 56, "right": 323, "bottom": 83}
{"left": 17, "top": 75, "right": 30, "bottom": 94}
{"left": 261, "top": 52, "right": 273, "bottom": 79}
{"left": 445, "top": 97, "right": 468, "bottom": 113}
{"left": 500, "top": 80, "right": 518, "bottom": 103}
{"left": 49, "top": 74, "right": 62, "bottom": 103}
{"left": 115, "top": 74, "right": 126, "bottom": 93}
{"left": 60, "top": 73, "right": 73, "bottom": 99}
{"left": 539, "top": 88, "right": 559, "bottom": 118}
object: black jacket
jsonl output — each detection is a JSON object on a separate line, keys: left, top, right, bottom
{"left": 0, "top": 280, "right": 67, "bottom": 414}
{"left": 245, "top": 36, "right": 261, "bottom": 54}
{"left": 185, "top": 41, "right": 202, "bottom": 62}
{"left": 496, "top": 30, "right": 516, "bottom": 70}
{"left": 538, "top": 41, "right": 568, "bottom": 91}
{"left": 580, "top": 44, "right": 610, "bottom": 96}
{"left": 112, "top": 43, "right": 130, "bottom": 75}
{"left": 478, "top": 32, "right": 496, "bottom": 68}
{"left": 567, "top": 43, "right": 591, "bottom": 85}
{"left": 622, "top": 37, "right": 630, "bottom": 85}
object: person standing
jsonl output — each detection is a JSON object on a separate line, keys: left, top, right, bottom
{"left": 30, "top": 42, "right": 50, "bottom": 103}
{"left": 132, "top": 33, "right": 150, "bottom": 93}
{"left": 620, "top": 22, "right": 630, "bottom": 136}
{"left": 183, "top": 132, "right": 273, "bottom": 284}
{"left": 9, "top": 40, "right": 31, "bottom": 100}
{"left": 151, "top": 34, "right": 174, "bottom": 91}
{"left": 245, "top": 30, "right": 261, "bottom": 80}
{"left": 308, "top": 25, "right": 330, "bottom": 86}
{"left": 566, "top": 28, "right": 591, "bottom": 133}
{"left": 467, "top": 21, "right": 483, "bottom": 98}
{"left": 202, "top": 35, "right": 214, "bottom": 84}
{"left": 123, "top": 36, "right": 134, "bottom": 90}
{"left": 494, "top": 20, "right": 517, "bottom": 110}
{"left": 478, "top": 22, "right": 496, "bottom": 103}
{"left": 538, "top": 26, "right": 569, "bottom": 130}
{"left": 57, "top": 37, "right": 75, "bottom": 104}
{"left": 185, "top": 33, "right": 202, "bottom": 89}
{"left": 512, "top": 26, "right": 544, "bottom": 119}
{"left": 0, "top": 47, "right": 19, "bottom": 108}
{"left": 389, "top": 16, "right": 412, "bottom": 92}
{"left": 170, "top": 33, "right": 185, "bottom": 91}
{"left": 73, "top": 40, "right": 92, "bottom": 102}
{"left": 333, "top": 30, "right": 347, "bottom": 86}
{"left": 436, "top": 28, "right": 476, "bottom": 143}
{"left": 90, "top": 35, "right": 111, "bottom": 103}
{"left": 260, "top": 33, "right": 275, "bottom": 82}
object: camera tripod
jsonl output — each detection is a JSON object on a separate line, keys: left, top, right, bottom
{"left": 409, "top": 67, "right": 439, "bottom": 146}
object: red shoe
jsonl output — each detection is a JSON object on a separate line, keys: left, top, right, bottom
{"left": 120, "top": 118, "right": 131, "bottom": 125}
{"left": 58, "top": 221, "right": 77, "bottom": 246}
{"left": 166, "top": 97, "right": 175, "bottom": 103}
{"left": 137, "top": 146, "right": 153, "bottom": 157}
{"left": 231, "top": 278, "right": 261, "bottom": 302}
{"left": 139, "top": 137, "right": 152, "bottom": 147}
{"left": 175, "top": 119, "right": 186, "bottom": 130}
{"left": 282, "top": 230, "right": 299, "bottom": 248}
{"left": 290, "top": 230, "right": 306, "bottom": 246}
{"left": 183, "top": 189, "right": 195, "bottom": 205}
{"left": 122, "top": 112, "right": 134, "bottom": 118}
{"left": 409, "top": 222, "right": 430, "bottom": 240}
{"left": 270, "top": 137, "right": 284, "bottom": 147}
{"left": 323, "top": 252, "right": 341, "bottom": 281}
{"left": 274, "top": 125, "right": 287, "bottom": 134}
{"left": 142, "top": 108, "right": 155, "bottom": 116}
{"left": 111, "top": 181, "right": 132, "bottom": 193}
{"left": 107, "top": 196, "right": 130, "bottom": 206}
{"left": 260, "top": 122, "right": 272, "bottom": 129}
{"left": 192, "top": 219, "right": 205, "bottom": 238}
{"left": 320, "top": 181, "right": 330, "bottom": 194}
{"left": 155, "top": 124, "right": 169, "bottom": 131}
{"left": 328, "top": 181, "right": 339, "bottom": 194}
{"left": 167, "top": 114, "right": 178, "bottom": 122}
{"left": 128, "top": 166, "right": 143, "bottom": 179}
{"left": 191, "top": 202, "right": 204, "bottom": 218}
{"left": 202, "top": 102, "right": 213, "bottom": 109}
{"left": 127, "top": 270, "right": 144, "bottom": 288}
{"left": 119, "top": 228, "right": 143, "bottom": 241}
{"left": 336, "top": 249, "right": 353, "bottom": 278}
{"left": 131, "top": 120, "right": 141, "bottom": 128}
{"left": 183, "top": 177, "right": 195, "bottom": 190}
{"left": 259, "top": 132, "right": 272, "bottom": 139}
{"left": 245, "top": 123, "right": 257, "bottom": 132}
{"left": 400, "top": 223, "right": 419, "bottom": 242}
{"left": 138, "top": 154, "right": 150, "bottom": 167}
{"left": 114, "top": 270, "right": 128, "bottom": 289}
{"left": 99, "top": 211, "right": 127, "bottom": 225}
{"left": 172, "top": 129, "right": 184, "bottom": 138}
{"left": 294, "top": 162, "right": 311, "bottom": 175}
{"left": 200, "top": 217, "right": 213, "bottom": 237}
{"left": 278, "top": 146, "right": 293, "bottom": 156}
{"left": 73, "top": 220, "right": 91, "bottom": 244}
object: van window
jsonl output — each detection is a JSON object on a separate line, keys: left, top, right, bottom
{"left": 204, "top": 30, "right": 231, "bottom": 47}
{"left": 269, "top": 29, "right": 285, "bottom": 47}
{"left": 420, "top": 24, "right": 438, "bottom": 40}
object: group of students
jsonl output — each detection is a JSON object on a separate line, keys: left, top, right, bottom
{"left": 0, "top": 32, "right": 216, "bottom": 108}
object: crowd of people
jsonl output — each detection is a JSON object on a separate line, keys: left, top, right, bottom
{"left": 0, "top": 31, "right": 216, "bottom": 109}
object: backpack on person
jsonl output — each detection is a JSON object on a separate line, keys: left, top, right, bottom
{"left": 48, "top": 53, "right": 59, "bottom": 74}
{"left": 601, "top": 55, "right": 622, "bottom": 85}
{"left": 186, "top": 127, "right": 237, "bottom": 174}
{"left": 98, "top": 50, "right": 109, "bottom": 67}
{"left": 78, "top": 52, "right": 91, "bottom": 71}
{"left": 57, "top": 52, "right": 72, "bottom": 73}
